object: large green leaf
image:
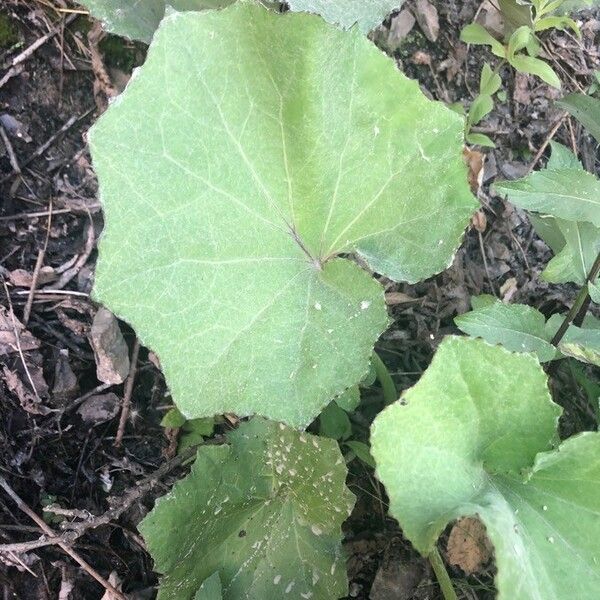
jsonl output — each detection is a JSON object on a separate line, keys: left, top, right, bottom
{"left": 90, "top": 3, "right": 475, "bottom": 426}
{"left": 140, "top": 418, "right": 355, "bottom": 599}
{"left": 494, "top": 144, "right": 600, "bottom": 226}
{"left": 558, "top": 93, "right": 600, "bottom": 144}
{"left": 455, "top": 298, "right": 557, "bottom": 361}
{"left": 79, "top": 0, "right": 235, "bottom": 43}
{"left": 286, "top": 0, "right": 405, "bottom": 32}
{"left": 371, "top": 336, "right": 600, "bottom": 599}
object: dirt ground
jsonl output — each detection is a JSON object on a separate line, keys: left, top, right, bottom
{"left": 0, "top": 1, "right": 599, "bottom": 598}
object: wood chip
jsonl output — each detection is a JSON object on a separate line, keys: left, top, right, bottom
{"left": 89, "top": 308, "right": 130, "bottom": 385}
{"left": 447, "top": 516, "right": 493, "bottom": 575}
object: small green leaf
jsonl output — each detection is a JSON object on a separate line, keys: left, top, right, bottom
{"left": 557, "top": 93, "right": 600, "bottom": 144}
{"left": 371, "top": 337, "right": 600, "bottom": 599}
{"left": 194, "top": 572, "right": 222, "bottom": 600}
{"left": 528, "top": 213, "right": 566, "bottom": 254}
{"left": 286, "top": 0, "right": 406, "bottom": 33}
{"left": 470, "top": 293, "right": 497, "bottom": 309}
{"left": 480, "top": 63, "right": 502, "bottom": 96}
{"left": 334, "top": 385, "right": 361, "bottom": 412}
{"left": 499, "top": 0, "right": 533, "bottom": 29}
{"left": 535, "top": 15, "right": 581, "bottom": 37}
{"left": 319, "top": 402, "right": 352, "bottom": 440}
{"left": 468, "top": 94, "right": 494, "bottom": 126}
{"left": 455, "top": 298, "right": 557, "bottom": 362}
{"left": 90, "top": 4, "right": 476, "bottom": 427}
{"left": 508, "top": 54, "right": 561, "bottom": 88}
{"left": 140, "top": 418, "right": 355, "bottom": 599}
{"left": 344, "top": 440, "right": 376, "bottom": 468}
{"left": 465, "top": 132, "right": 496, "bottom": 147}
{"left": 507, "top": 26, "right": 533, "bottom": 59}
{"left": 161, "top": 407, "right": 187, "bottom": 429}
{"left": 460, "top": 24, "right": 505, "bottom": 57}
{"left": 546, "top": 141, "right": 582, "bottom": 170}
{"left": 179, "top": 417, "right": 216, "bottom": 452}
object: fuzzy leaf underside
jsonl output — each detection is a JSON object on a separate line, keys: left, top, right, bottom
{"left": 81, "top": 0, "right": 405, "bottom": 41}
{"left": 90, "top": 3, "right": 475, "bottom": 426}
{"left": 371, "top": 336, "right": 600, "bottom": 599}
{"left": 80, "top": 0, "right": 235, "bottom": 42}
{"left": 286, "top": 0, "right": 405, "bottom": 32}
{"left": 139, "top": 418, "right": 355, "bottom": 599}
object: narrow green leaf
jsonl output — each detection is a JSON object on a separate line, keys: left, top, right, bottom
{"left": 140, "top": 418, "right": 355, "bottom": 599}
{"left": 465, "top": 132, "right": 496, "bottom": 147}
{"left": 371, "top": 337, "right": 600, "bottom": 599}
{"left": 460, "top": 24, "right": 506, "bottom": 57}
{"left": 557, "top": 93, "right": 600, "bottom": 144}
{"left": 507, "top": 26, "right": 533, "bottom": 59}
{"left": 535, "top": 15, "right": 581, "bottom": 37}
{"left": 90, "top": 4, "right": 476, "bottom": 426}
{"left": 480, "top": 63, "right": 502, "bottom": 96}
{"left": 455, "top": 298, "right": 557, "bottom": 362}
{"left": 508, "top": 54, "right": 561, "bottom": 88}
{"left": 286, "top": 0, "right": 405, "bottom": 33}
{"left": 468, "top": 94, "right": 494, "bottom": 126}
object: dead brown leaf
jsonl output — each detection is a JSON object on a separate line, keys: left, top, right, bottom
{"left": 447, "top": 517, "right": 493, "bottom": 575}
{"left": 414, "top": 0, "right": 439, "bottom": 42}
{"left": 89, "top": 308, "right": 130, "bottom": 385}
{"left": 0, "top": 305, "right": 40, "bottom": 355}
{"left": 77, "top": 392, "right": 120, "bottom": 425}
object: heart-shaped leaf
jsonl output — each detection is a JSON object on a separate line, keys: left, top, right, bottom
{"left": 371, "top": 336, "right": 600, "bottom": 599}
{"left": 140, "top": 418, "right": 355, "bottom": 599}
{"left": 90, "top": 3, "right": 475, "bottom": 426}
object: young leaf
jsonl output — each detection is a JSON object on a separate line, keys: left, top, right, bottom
{"left": 557, "top": 93, "right": 600, "bottom": 144}
{"left": 468, "top": 94, "right": 494, "bottom": 127}
{"left": 460, "top": 23, "right": 505, "bottom": 57}
{"left": 479, "top": 63, "right": 502, "bottom": 96}
{"left": 286, "top": 0, "right": 406, "bottom": 33}
{"left": 79, "top": 0, "right": 235, "bottom": 43}
{"left": 371, "top": 336, "right": 600, "bottom": 599}
{"left": 140, "top": 418, "right": 355, "bottom": 599}
{"left": 455, "top": 298, "right": 557, "bottom": 362}
{"left": 90, "top": 4, "right": 476, "bottom": 427}
{"left": 508, "top": 54, "right": 561, "bottom": 88}
{"left": 344, "top": 440, "right": 376, "bottom": 468}
{"left": 494, "top": 150, "right": 600, "bottom": 226}
{"left": 546, "top": 140, "right": 582, "bottom": 170}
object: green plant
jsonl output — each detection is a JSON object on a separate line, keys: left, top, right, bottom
{"left": 85, "top": 1, "right": 600, "bottom": 598}
{"left": 79, "top": 0, "right": 406, "bottom": 42}
{"left": 460, "top": 0, "right": 587, "bottom": 146}
{"left": 371, "top": 336, "right": 600, "bottom": 600}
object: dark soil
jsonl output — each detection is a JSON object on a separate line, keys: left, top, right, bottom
{"left": 1, "top": 1, "right": 599, "bottom": 599}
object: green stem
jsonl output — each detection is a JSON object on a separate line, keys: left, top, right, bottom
{"left": 372, "top": 351, "right": 398, "bottom": 405}
{"left": 550, "top": 251, "right": 600, "bottom": 347}
{"left": 429, "top": 547, "right": 459, "bottom": 600}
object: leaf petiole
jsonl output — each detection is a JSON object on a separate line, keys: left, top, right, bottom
{"left": 428, "top": 547, "right": 459, "bottom": 600}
